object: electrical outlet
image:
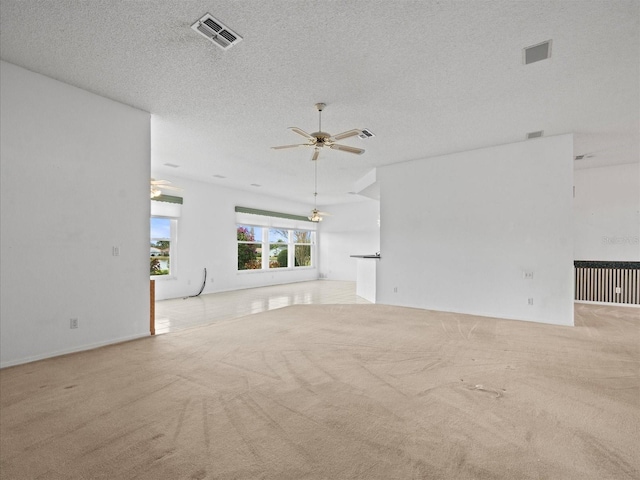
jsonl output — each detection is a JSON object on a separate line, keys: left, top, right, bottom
{"left": 393, "top": 287, "right": 398, "bottom": 293}
{"left": 70, "top": 318, "right": 79, "bottom": 329}
{"left": 523, "top": 271, "right": 534, "bottom": 280}
{"left": 615, "top": 287, "right": 621, "bottom": 294}
{"left": 527, "top": 298, "right": 534, "bottom": 306}
{"left": 112, "top": 246, "right": 120, "bottom": 256}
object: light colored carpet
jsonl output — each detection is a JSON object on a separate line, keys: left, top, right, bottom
{"left": 1, "top": 303, "right": 638, "bottom": 479}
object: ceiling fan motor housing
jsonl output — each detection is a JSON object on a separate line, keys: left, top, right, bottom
{"left": 311, "top": 132, "right": 331, "bottom": 146}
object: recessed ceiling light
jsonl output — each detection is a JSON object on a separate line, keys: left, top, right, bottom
{"left": 164, "top": 163, "right": 180, "bottom": 168}
{"left": 523, "top": 40, "right": 552, "bottom": 65}
{"left": 526, "top": 130, "right": 544, "bottom": 140}
{"left": 213, "top": 174, "right": 227, "bottom": 179}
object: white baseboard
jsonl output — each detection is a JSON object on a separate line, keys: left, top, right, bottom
{"left": 575, "top": 300, "right": 640, "bottom": 308}
{"left": 0, "top": 332, "right": 150, "bottom": 369}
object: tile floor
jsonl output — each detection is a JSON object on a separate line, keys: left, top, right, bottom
{"left": 153, "top": 280, "right": 370, "bottom": 334}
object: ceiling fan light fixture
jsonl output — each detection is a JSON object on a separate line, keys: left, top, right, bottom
{"left": 308, "top": 210, "right": 323, "bottom": 222}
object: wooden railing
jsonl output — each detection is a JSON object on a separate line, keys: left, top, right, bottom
{"left": 574, "top": 261, "right": 639, "bottom": 305}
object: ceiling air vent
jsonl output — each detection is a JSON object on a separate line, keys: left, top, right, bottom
{"left": 526, "top": 130, "right": 544, "bottom": 140}
{"left": 523, "top": 40, "right": 552, "bottom": 65}
{"left": 191, "top": 13, "right": 243, "bottom": 50}
{"left": 358, "top": 128, "right": 375, "bottom": 139}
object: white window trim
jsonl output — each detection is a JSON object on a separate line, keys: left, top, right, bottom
{"left": 150, "top": 216, "right": 178, "bottom": 280}
{"left": 237, "top": 225, "right": 316, "bottom": 273}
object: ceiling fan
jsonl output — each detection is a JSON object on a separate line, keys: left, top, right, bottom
{"left": 272, "top": 103, "right": 365, "bottom": 161}
{"left": 308, "top": 158, "right": 331, "bottom": 222}
{"left": 150, "top": 178, "right": 182, "bottom": 198}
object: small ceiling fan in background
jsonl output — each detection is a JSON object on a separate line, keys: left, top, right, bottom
{"left": 150, "top": 178, "right": 182, "bottom": 198}
{"left": 272, "top": 103, "right": 368, "bottom": 161}
{"left": 308, "top": 158, "right": 331, "bottom": 222}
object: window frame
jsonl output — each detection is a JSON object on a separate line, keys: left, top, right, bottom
{"left": 293, "top": 229, "right": 314, "bottom": 267}
{"left": 236, "top": 225, "right": 315, "bottom": 273}
{"left": 150, "top": 216, "right": 178, "bottom": 279}
{"left": 268, "top": 229, "right": 290, "bottom": 269}
{"left": 237, "top": 225, "right": 264, "bottom": 271}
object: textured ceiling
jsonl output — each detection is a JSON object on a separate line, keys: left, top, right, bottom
{"left": 1, "top": 0, "right": 638, "bottom": 205}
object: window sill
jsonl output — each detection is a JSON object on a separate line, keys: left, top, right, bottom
{"left": 237, "top": 266, "right": 315, "bottom": 274}
{"left": 150, "top": 275, "right": 177, "bottom": 281}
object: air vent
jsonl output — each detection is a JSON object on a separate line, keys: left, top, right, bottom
{"left": 526, "top": 130, "right": 544, "bottom": 140}
{"left": 574, "top": 155, "right": 585, "bottom": 160}
{"left": 524, "top": 40, "right": 552, "bottom": 65}
{"left": 191, "top": 13, "right": 243, "bottom": 50}
{"left": 212, "top": 174, "right": 227, "bottom": 179}
{"left": 358, "top": 128, "right": 375, "bottom": 139}
{"left": 164, "top": 163, "right": 180, "bottom": 168}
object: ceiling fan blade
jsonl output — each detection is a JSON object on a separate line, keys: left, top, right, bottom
{"left": 317, "top": 211, "right": 332, "bottom": 216}
{"left": 159, "top": 185, "right": 182, "bottom": 191}
{"left": 271, "top": 143, "right": 308, "bottom": 150}
{"left": 331, "top": 129, "right": 361, "bottom": 141}
{"left": 150, "top": 179, "right": 171, "bottom": 185}
{"left": 329, "top": 144, "right": 365, "bottom": 155}
{"left": 288, "top": 127, "right": 316, "bottom": 140}
{"left": 311, "top": 148, "right": 320, "bottom": 161}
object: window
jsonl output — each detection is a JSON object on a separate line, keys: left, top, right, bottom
{"left": 236, "top": 225, "right": 315, "bottom": 271}
{"left": 235, "top": 206, "right": 317, "bottom": 272}
{"left": 294, "top": 230, "right": 312, "bottom": 267}
{"left": 237, "top": 225, "right": 262, "bottom": 270}
{"left": 150, "top": 217, "right": 176, "bottom": 276}
{"left": 269, "top": 229, "right": 289, "bottom": 268}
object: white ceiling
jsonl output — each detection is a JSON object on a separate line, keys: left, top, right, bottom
{"left": 1, "top": 1, "right": 638, "bottom": 205}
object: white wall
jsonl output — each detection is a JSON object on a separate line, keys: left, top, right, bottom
{"left": 0, "top": 61, "right": 151, "bottom": 367}
{"left": 151, "top": 174, "right": 320, "bottom": 301}
{"left": 377, "top": 135, "right": 574, "bottom": 326}
{"left": 574, "top": 163, "right": 640, "bottom": 261}
{"left": 317, "top": 200, "right": 380, "bottom": 281}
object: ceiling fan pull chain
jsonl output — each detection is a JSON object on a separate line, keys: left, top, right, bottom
{"left": 314, "top": 159, "right": 318, "bottom": 206}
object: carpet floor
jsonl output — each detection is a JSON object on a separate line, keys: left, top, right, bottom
{"left": 1, "top": 303, "right": 638, "bottom": 479}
